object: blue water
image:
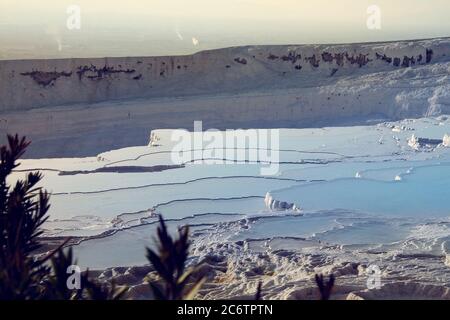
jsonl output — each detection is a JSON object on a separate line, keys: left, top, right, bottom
{"left": 272, "top": 163, "right": 450, "bottom": 218}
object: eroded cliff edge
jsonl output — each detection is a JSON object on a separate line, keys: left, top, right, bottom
{"left": 1, "top": 38, "right": 449, "bottom": 112}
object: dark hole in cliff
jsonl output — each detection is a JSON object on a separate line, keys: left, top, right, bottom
{"left": 20, "top": 70, "right": 72, "bottom": 87}
{"left": 281, "top": 52, "right": 301, "bottom": 64}
{"left": 322, "top": 52, "right": 333, "bottom": 62}
{"left": 345, "top": 53, "right": 371, "bottom": 68}
{"left": 426, "top": 49, "right": 433, "bottom": 63}
{"left": 305, "top": 55, "right": 320, "bottom": 68}
{"left": 76, "top": 64, "right": 136, "bottom": 81}
{"left": 376, "top": 52, "right": 393, "bottom": 64}
{"left": 402, "top": 56, "right": 416, "bottom": 68}
{"left": 234, "top": 57, "right": 248, "bottom": 65}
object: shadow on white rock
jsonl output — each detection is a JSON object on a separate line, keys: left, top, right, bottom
{"left": 347, "top": 282, "right": 450, "bottom": 300}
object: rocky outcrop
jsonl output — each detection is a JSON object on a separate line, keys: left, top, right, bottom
{"left": 264, "top": 193, "right": 300, "bottom": 212}
{"left": 443, "top": 134, "right": 450, "bottom": 147}
{"left": 408, "top": 134, "right": 449, "bottom": 150}
{"left": 408, "top": 134, "right": 443, "bottom": 150}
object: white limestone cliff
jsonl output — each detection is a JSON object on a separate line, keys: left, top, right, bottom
{"left": 1, "top": 37, "right": 449, "bottom": 119}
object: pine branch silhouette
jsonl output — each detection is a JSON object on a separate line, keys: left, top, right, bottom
{"left": 146, "top": 215, "right": 205, "bottom": 300}
{"left": 0, "top": 134, "right": 125, "bottom": 300}
{"left": 315, "top": 273, "right": 335, "bottom": 300}
{"left": 255, "top": 281, "right": 263, "bottom": 300}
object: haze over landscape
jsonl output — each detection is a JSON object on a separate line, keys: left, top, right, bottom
{"left": 1, "top": 0, "right": 450, "bottom": 59}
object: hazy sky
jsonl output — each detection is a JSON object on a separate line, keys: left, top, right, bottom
{"left": 1, "top": 0, "right": 449, "bottom": 59}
